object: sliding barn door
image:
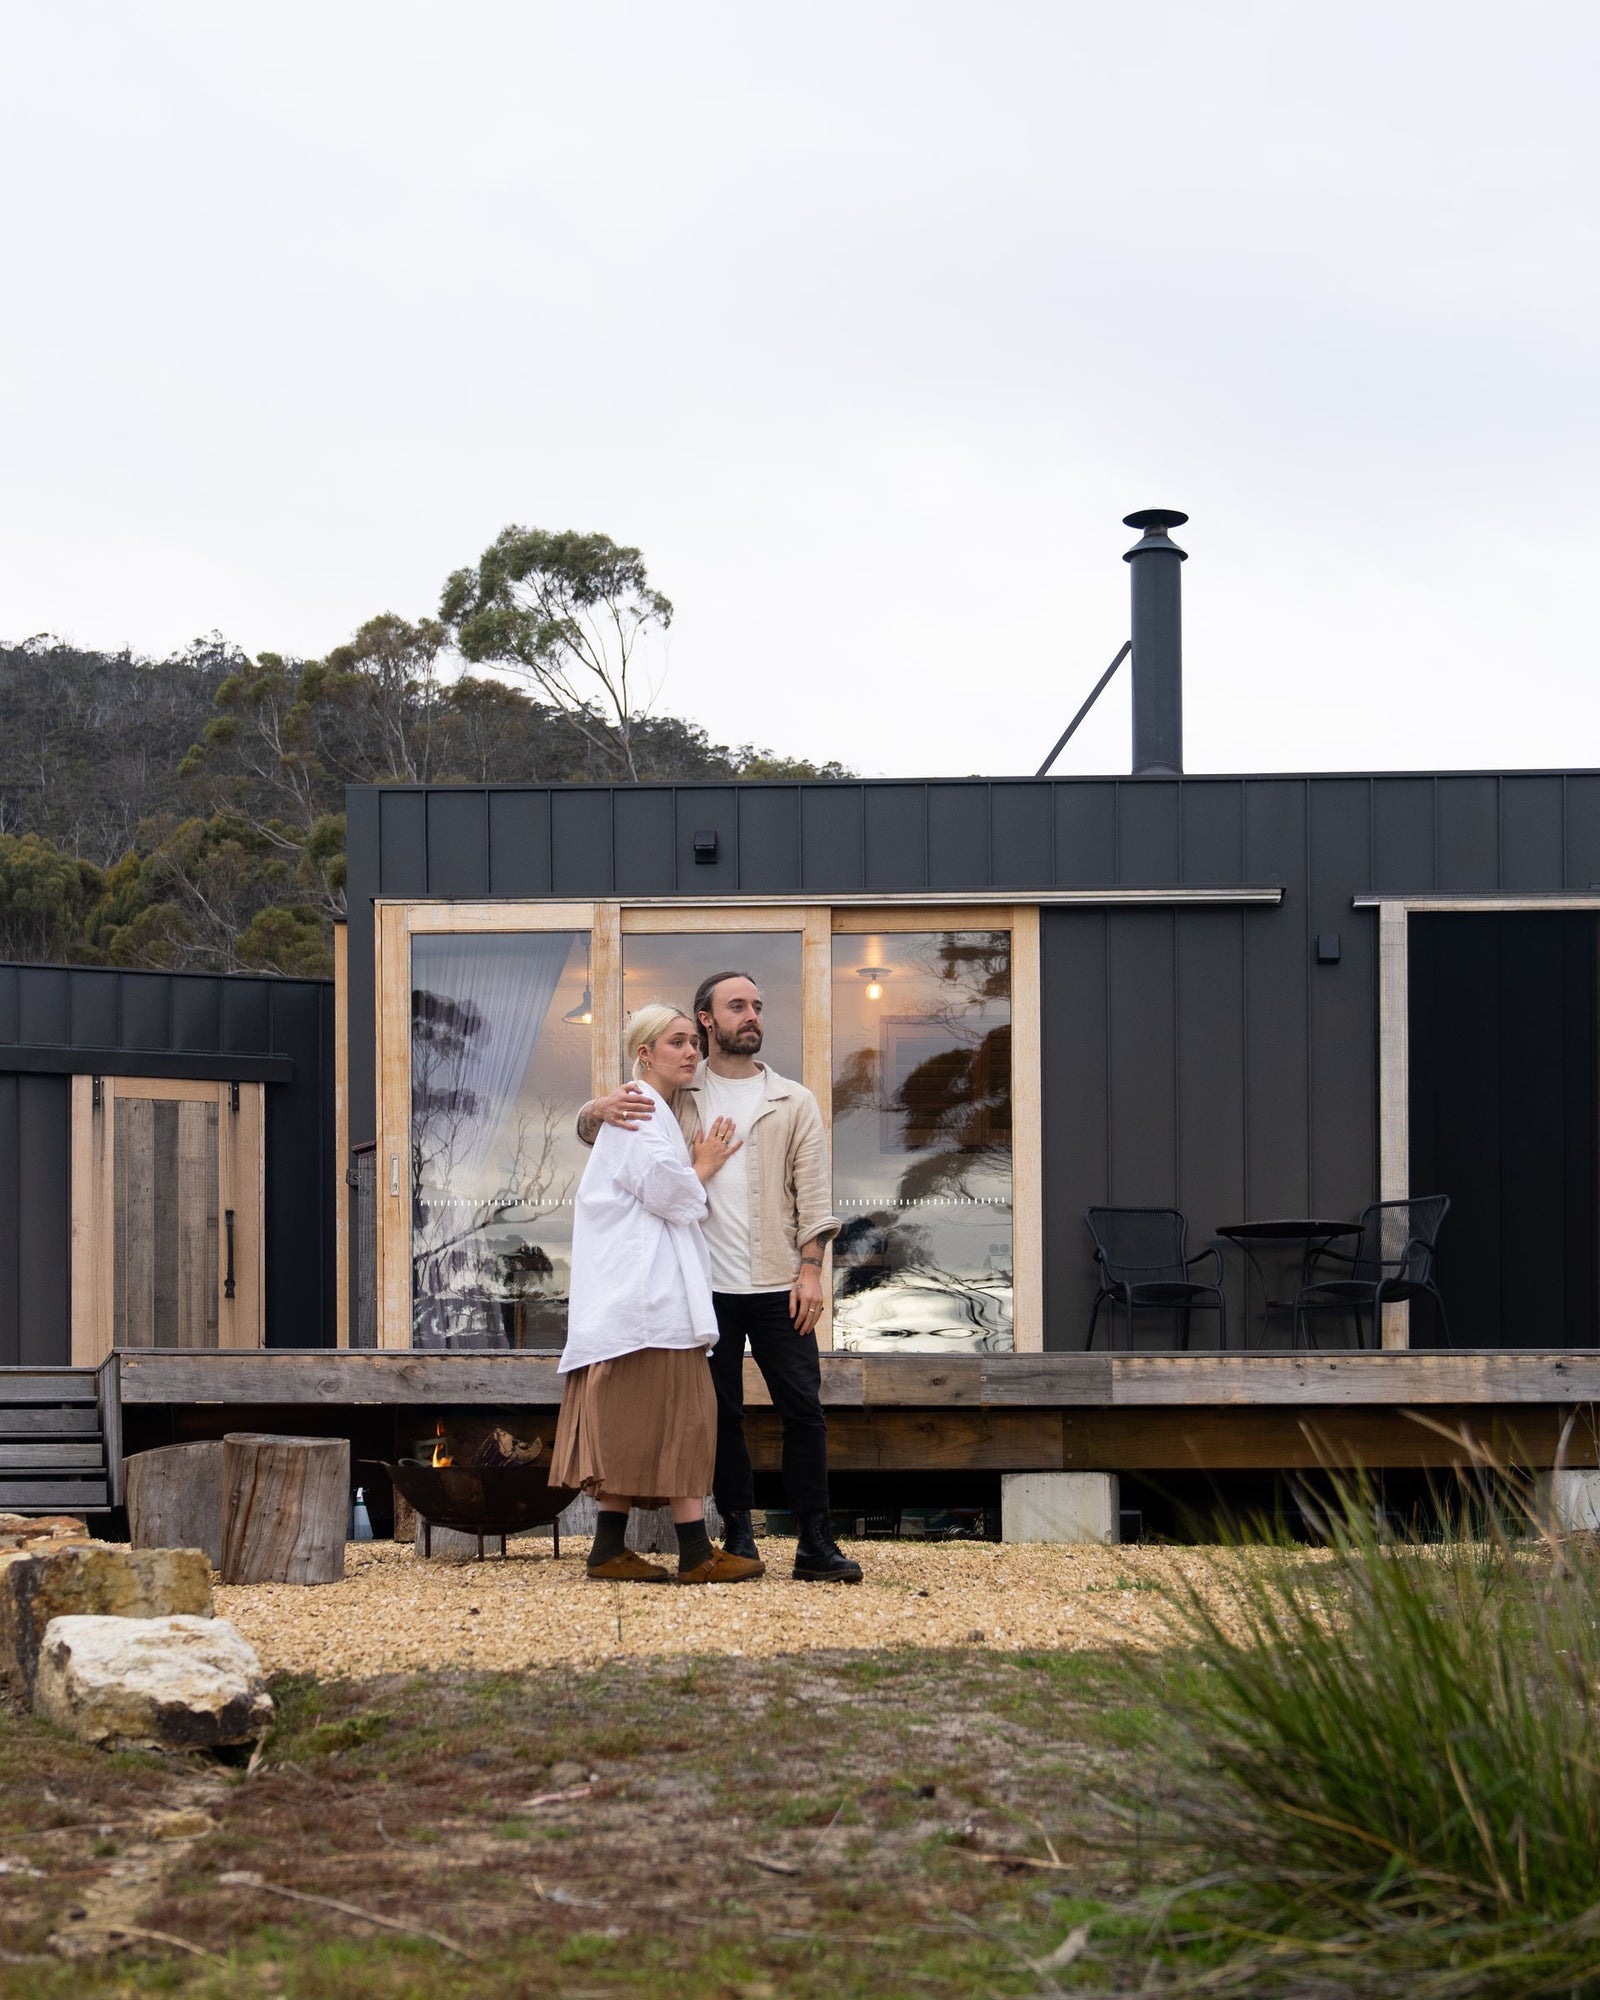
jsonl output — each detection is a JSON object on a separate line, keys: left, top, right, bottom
{"left": 71, "top": 1078, "right": 265, "bottom": 1363}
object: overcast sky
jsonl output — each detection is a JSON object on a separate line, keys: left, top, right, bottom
{"left": 2, "top": 3, "right": 1597, "bottom": 778}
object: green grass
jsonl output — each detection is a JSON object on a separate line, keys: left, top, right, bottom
{"left": 1136, "top": 1470, "right": 1600, "bottom": 1996}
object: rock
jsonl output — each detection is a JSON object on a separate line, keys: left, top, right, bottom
{"left": 33, "top": 1614, "right": 272, "bottom": 1750}
{"left": 0, "top": 1543, "right": 213, "bottom": 1698}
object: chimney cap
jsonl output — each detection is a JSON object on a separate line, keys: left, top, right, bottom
{"left": 1123, "top": 508, "right": 1188, "bottom": 532}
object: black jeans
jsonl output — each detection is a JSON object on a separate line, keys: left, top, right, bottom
{"left": 708, "top": 1291, "right": 830, "bottom": 1517}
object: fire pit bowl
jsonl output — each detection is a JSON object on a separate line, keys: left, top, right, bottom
{"left": 382, "top": 1458, "right": 580, "bottom": 1559}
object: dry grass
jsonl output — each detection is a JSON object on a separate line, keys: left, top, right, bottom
{"left": 0, "top": 1641, "right": 1171, "bottom": 1997}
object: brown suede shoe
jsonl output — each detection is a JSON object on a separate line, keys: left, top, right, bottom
{"left": 586, "top": 1551, "right": 674, "bottom": 1583}
{"left": 677, "top": 1547, "right": 766, "bottom": 1585}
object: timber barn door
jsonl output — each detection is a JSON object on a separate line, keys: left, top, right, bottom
{"left": 71, "top": 1078, "right": 265, "bottom": 1362}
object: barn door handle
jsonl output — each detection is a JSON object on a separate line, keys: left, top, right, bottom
{"left": 224, "top": 1209, "right": 236, "bottom": 1300}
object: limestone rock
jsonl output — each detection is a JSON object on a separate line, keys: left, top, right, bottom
{"left": 0, "top": 1542, "right": 213, "bottom": 1697}
{"left": 33, "top": 1614, "right": 272, "bottom": 1750}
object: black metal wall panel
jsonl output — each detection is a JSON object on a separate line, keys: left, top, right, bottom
{"left": 1372, "top": 779, "right": 1436, "bottom": 892}
{"left": 800, "top": 786, "right": 863, "bottom": 891}
{"left": 927, "top": 784, "right": 991, "bottom": 891}
{"left": 1243, "top": 783, "right": 1310, "bottom": 1218}
{"left": 614, "top": 788, "right": 675, "bottom": 895}
{"left": 1567, "top": 777, "right": 1600, "bottom": 888}
{"left": 1040, "top": 910, "right": 1109, "bottom": 1348}
{"left": 1436, "top": 778, "right": 1500, "bottom": 891}
{"left": 1500, "top": 777, "right": 1565, "bottom": 893}
{"left": 19, "top": 968, "right": 70, "bottom": 1045}
{"left": 1306, "top": 781, "right": 1376, "bottom": 1219}
{"left": 550, "top": 790, "right": 613, "bottom": 896}
{"left": 991, "top": 784, "right": 1052, "bottom": 887}
{"left": 487, "top": 791, "right": 552, "bottom": 896}
{"left": 0, "top": 1077, "right": 19, "bottom": 1366}
{"left": 425, "top": 790, "right": 489, "bottom": 898}
{"left": 1175, "top": 910, "right": 1248, "bottom": 1299}
{"left": 1054, "top": 782, "right": 1116, "bottom": 884}
{"left": 864, "top": 787, "right": 927, "bottom": 890}
{"left": 738, "top": 788, "right": 801, "bottom": 894}
{"left": 1180, "top": 782, "right": 1244, "bottom": 883}
{"left": 172, "top": 978, "right": 222, "bottom": 1053}
{"left": 1107, "top": 912, "right": 1178, "bottom": 1201}
{"left": 70, "top": 970, "right": 121, "bottom": 1048}
{"left": 1118, "top": 781, "right": 1180, "bottom": 885}
{"left": 378, "top": 789, "right": 428, "bottom": 895}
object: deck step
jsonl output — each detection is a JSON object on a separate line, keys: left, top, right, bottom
{"left": 0, "top": 1408, "right": 101, "bottom": 1436}
{"left": 0, "top": 1480, "right": 111, "bottom": 1511}
{"left": 0, "top": 1364, "right": 118, "bottom": 1513}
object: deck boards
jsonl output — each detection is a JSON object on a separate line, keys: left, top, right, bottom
{"left": 113, "top": 1347, "right": 1600, "bottom": 1410}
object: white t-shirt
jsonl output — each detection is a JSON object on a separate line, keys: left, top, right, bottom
{"left": 700, "top": 1067, "right": 786, "bottom": 1295}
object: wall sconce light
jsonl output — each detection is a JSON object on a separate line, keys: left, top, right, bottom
{"left": 692, "top": 829, "right": 718, "bottom": 864}
{"left": 856, "top": 965, "right": 889, "bottom": 1002}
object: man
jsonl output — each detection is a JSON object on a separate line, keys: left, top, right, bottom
{"left": 578, "top": 970, "right": 862, "bottom": 1583}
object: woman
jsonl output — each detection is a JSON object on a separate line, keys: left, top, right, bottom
{"left": 552, "top": 1003, "right": 765, "bottom": 1585}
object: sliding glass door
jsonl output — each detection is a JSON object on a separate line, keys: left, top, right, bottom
{"left": 375, "top": 901, "right": 1039, "bottom": 1353}
{"left": 830, "top": 929, "right": 1014, "bottom": 1352}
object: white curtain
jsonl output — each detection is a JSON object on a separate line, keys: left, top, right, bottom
{"left": 410, "top": 932, "right": 576, "bottom": 1349}
{"left": 411, "top": 931, "right": 573, "bottom": 1198}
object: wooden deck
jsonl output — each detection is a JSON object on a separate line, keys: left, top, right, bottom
{"left": 112, "top": 1348, "right": 1600, "bottom": 1472}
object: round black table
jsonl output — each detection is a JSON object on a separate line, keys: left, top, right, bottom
{"left": 1216, "top": 1219, "right": 1363, "bottom": 1346}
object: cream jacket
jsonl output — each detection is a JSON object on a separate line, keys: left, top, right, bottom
{"left": 583, "top": 1062, "right": 840, "bottom": 1291}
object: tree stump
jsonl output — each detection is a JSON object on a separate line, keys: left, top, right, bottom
{"left": 125, "top": 1442, "right": 226, "bottom": 1567}
{"left": 220, "top": 1434, "right": 348, "bottom": 1586}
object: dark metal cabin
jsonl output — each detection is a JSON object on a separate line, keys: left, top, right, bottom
{"left": 343, "top": 766, "right": 1600, "bottom": 1358}
{"left": 0, "top": 962, "right": 337, "bottom": 1366}
{"left": 11, "top": 511, "right": 1600, "bottom": 1502}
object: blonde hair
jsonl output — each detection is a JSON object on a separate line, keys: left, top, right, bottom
{"left": 624, "top": 1002, "right": 694, "bottom": 1081}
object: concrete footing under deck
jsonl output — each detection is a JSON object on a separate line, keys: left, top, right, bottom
{"left": 1001, "top": 1471, "right": 1120, "bottom": 1545}
{"left": 1540, "top": 1469, "right": 1600, "bottom": 1533}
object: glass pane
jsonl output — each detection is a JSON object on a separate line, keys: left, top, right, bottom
{"left": 831, "top": 930, "right": 1013, "bottom": 1352}
{"left": 622, "top": 932, "right": 803, "bottom": 1079}
{"left": 410, "top": 931, "right": 592, "bottom": 1351}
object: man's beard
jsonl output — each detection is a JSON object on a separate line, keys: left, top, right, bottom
{"left": 712, "top": 1020, "right": 763, "bottom": 1057}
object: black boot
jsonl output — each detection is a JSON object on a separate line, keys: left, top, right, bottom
{"left": 721, "top": 1509, "right": 760, "bottom": 1561}
{"left": 793, "top": 1511, "right": 863, "bottom": 1583}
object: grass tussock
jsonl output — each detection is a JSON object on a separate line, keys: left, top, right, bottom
{"left": 1146, "top": 1467, "right": 1600, "bottom": 1997}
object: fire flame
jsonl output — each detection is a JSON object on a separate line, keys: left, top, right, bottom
{"left": 430, "top": 1420, "right": 452, "bottom": 1469}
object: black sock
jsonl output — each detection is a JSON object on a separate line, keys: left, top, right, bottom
{"left": 589, "top": 1510, "right": 629, "bottom": 1567}
{"left": 675, "top": 1519, "right": 714, "bottom": 1572}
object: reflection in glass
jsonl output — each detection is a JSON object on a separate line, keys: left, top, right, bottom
{"left": 621, "top": 932, "right": 803, "bottom": 1078}
{"left": 410, "top": 932, "right": 592, "bottom": 1350}
{"left": 830, "top": 931, "right": 1013, "bottom": 1352}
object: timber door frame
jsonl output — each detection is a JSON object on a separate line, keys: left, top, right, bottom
{"left": 70, "top": 1076, "right": 266, "bottom": 1365}
{"left": 374, "top": 898, "right": 1045, "bottom": 1352}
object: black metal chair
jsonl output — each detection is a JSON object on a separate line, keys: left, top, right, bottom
{"left": 1084, "top": 1207, "right": 1227, "bottom": 1351}
{"left": 1291, "top": 1196, "right": 1451, "bottom": 1349}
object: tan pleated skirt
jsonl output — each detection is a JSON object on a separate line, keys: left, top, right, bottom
{"left": 550, "top": 1346, "right": 716, "bottom": 1506}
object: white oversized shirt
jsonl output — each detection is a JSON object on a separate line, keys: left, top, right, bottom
{"left": 560, "top": 1080, "right": 719, "bottom": 1373}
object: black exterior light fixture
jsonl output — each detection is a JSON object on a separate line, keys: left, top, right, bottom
{"left": 693, "top": 829, "right": 718, "bottom": 864}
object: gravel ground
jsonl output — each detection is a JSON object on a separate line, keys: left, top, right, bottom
{"left": 215, "top": 1537, "right": 1256, "bottom": 1677}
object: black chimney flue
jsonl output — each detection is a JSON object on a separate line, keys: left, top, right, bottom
{"left": 1123, "top": 508, "right": 1188, "bottom": 776}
